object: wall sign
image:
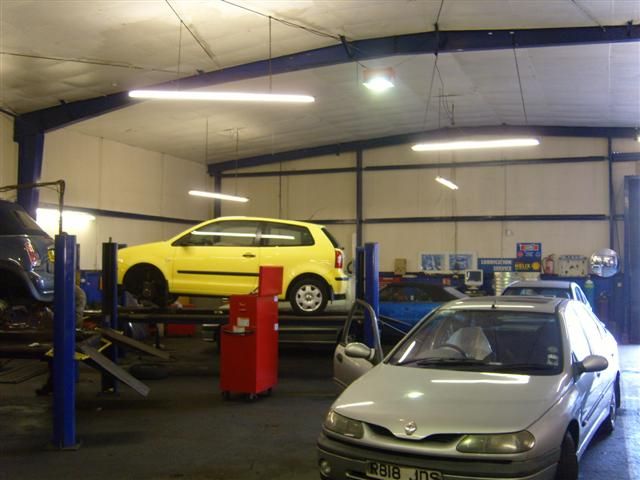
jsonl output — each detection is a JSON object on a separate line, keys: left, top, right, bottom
{"left": 516, "top": 242, "right": 542, "bottom": 259}
{"left": 478, "top": 258, "right": 515, "bottom": 273}
{"left": 420, "top": 252, "right": 476, "bottom": 272}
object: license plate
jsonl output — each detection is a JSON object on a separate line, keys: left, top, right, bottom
{"left": 367, "top": 462, "right": 442, "bottom": 480}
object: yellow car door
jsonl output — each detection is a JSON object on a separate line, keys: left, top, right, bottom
{"left": 170, "top": 219, "right": 261, "bottom": 296}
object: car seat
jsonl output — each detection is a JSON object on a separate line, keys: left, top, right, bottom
{"left": 445, "top": 326, "right": 493, "bottom": 360}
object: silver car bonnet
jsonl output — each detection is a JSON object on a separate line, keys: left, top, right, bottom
{"left": 332, "top": 363, "right": 571, "bottom": 439}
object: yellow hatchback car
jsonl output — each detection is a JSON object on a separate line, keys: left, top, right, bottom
{"left": 117, "top": 216, "right": 349, "bottom": 315}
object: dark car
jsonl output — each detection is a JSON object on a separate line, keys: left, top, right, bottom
{"left": 379, "top": 282, "right": 466, "bottom": 328}
{"left": 0, "top": 199, "right": 55, "bottom": 324}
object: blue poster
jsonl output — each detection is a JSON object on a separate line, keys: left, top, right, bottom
{"left": 516, "top": 242, "right": 542, "bottom": 259}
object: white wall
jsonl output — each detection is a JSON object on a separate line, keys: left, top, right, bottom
{"left": 29, "top": 128, "right": 640, "bottom": 274}
{"left": 221, "top": 152, "right": 358, "bottom": 259}
{"left": 0, "top": 113, "right": 18, "bottom": 199}
{"left": 39, "top": 130, "right": 211, "bottom": 269}
{"left": 219, "top": 136, "right": 639, "bottom": 272}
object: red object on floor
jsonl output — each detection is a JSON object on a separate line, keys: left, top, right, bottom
{"left": 165, "top": 323, "right": 195, "bottom": 336}
{"left": 219, "top": 266, "right": 283, "bottom": 397}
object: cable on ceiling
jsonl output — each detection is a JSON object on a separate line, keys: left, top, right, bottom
{"left": 511, "top": 33, "right": 529, "bottom": 125}
{"left": 421, "top": 1, "right": 446, "bottom": 130}
{"left": 0, "top": 51, "right": 178, "bottom": 74}
{"left": 570, "top": 0, "right": 606, "bottom": 31}
{"left": 165, "top": 0, "right": 222, "bottom": 67}
{"left": 220, "top": 0, "right": 340, "bottom": 41}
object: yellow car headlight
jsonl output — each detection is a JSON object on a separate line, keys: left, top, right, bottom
{"left": 323, "top": 410, "right": 364, "bottom": 439}
{"left": 456, "top": 431, "right": 535, "bottom": 454}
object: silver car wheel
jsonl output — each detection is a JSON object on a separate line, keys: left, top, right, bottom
{"left": 295, "top": 284, "right": 323, "bottom": 312}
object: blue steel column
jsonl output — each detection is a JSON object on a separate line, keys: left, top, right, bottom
{"left": 16, "top": 132, "right": 44, "bottom": 218}
{"left": 214, "top": 174, "right": 222, "bottom": 218}
{"left": 356, "top": 149, "right": 363, "bottom": 247}
{"left": 624, "top": 176, "right": 640, "bottom": 343}
{"left": 608, "top": 138, "right": 616, "bottom": 248}
{"left": 101, "top": 241, "right": 119, "bottom": 393}
{"left": 52, "top": 233, "right": 79, "bottom": 449}
{"left": 363, "top": 243, "right": 380, "bottom": 348}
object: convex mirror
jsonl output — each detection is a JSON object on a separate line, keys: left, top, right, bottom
{"left": 589, "top": 248, "right": 619, "bottom": 278}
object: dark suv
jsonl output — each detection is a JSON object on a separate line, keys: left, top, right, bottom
{"left": 0, "top": 199, "right": 55, "bottom": 323}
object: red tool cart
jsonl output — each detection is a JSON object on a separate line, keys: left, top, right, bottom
{"left": 219, "top": 266, "right": 283, "bottom": 400}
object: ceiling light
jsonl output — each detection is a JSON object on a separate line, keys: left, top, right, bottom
{"left": 189, "top": 190, "right": 249, "bottom": 203}
{"left": 636, "top": 133, "right": 640, "bottom": 143}
{"left": 435, "top": 176, "right": 459, "bottom": 190}
{"left": 36, "top": 208, "right": 95, "bottom": 234}
{"left": 129, "top": 90, "right": 314, "bottom": 103}
{"left": 412, "top": 138, "right": 540, "bottom": 152}
{"left": 362, "top": 67, "right": 395, "bottom": 93}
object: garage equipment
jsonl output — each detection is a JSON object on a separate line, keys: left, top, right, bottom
{"left": 220, "top": 266, "right": 282, "bottom": 399}
{"left": 53, "top": 232, "right": 79, "bottom": 449}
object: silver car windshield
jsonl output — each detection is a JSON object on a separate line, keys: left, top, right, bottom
{"left": 388, "top": 309, "right": 563, "bottom": 374}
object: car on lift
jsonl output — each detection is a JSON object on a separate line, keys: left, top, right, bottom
{"left": 320, "top": 296, "right": 620, "bottom": 480}
{"left": 0, "top": 199, "right": 55, "bottom": 326}
{"left": 502, "top": 279, "right": 591, "bottom": 309}
{"left": 117, "top": 216, "right": 349, "bottom": 315}
{"left": 379, "top": 281, "right": 466, "bottom": 328}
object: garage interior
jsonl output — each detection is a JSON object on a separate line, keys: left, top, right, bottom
{"left": 1, "top": 1, "right": 640, "bottom": 479}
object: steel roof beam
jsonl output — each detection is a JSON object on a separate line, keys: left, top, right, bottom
{"left": 208, "top": 125, "right": 640, "bottom": 174}
{"left": 14, "top": 23, "right": 640, "bottom": 139}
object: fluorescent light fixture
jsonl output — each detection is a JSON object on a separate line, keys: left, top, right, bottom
{"left": 363, "top": 67, "right": 395, "bottom": 93}
{"left": 435, "top": 176, "right": 459, "bottom": 190}
{"left": 636, "top": 134, "right": 640, "bottom": 143}
{"left": 36, "top": 208, "right": 96, "bottom": 222}
{"left": 36, "top": 208, "right": 95, "bottom": 234}
{"left": 412, "top": 138, "right": 540, "bottom": 152}
{"left": 129, "top": 90, "right": 314, "bottom": 103}
{"left": 189, "top": 190, "right": 249, "bottom": 203}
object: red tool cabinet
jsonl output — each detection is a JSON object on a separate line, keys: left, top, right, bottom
{"left": 219, "top": 266, "right": 282, "bottom": 399}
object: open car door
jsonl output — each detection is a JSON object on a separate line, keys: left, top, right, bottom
{"left": 333, "top": 300, "right": 384, "bottom": 389}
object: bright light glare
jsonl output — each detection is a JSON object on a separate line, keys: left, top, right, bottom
{"left": 435, "top": 176, "right": 459, "bottom": 190}
{"left": 191, "top": 231, "right": 294, "bottom": 240}
{"left": 188, "top": 190, "right": 249, "bottom": 203}
{"left": 335, "top": 401, "right": 375, "bottom": 409}
{"left": 432, "top": 373, "right": 530, "bottom": 385}
{"left": 363, "top": 77, "right": 395, "bottom": 92}
{"left": 36, "top": 208, "right": 95, "bottom": 234}
{"left": 130, "top": 90, "right": 315, "bottom": 103}
{"left": 412, "top": 138, "right": 540, "bottom": 152}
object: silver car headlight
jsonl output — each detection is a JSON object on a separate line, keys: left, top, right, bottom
{"left": 323, "top": 410, "right": 364, "bottom": 439}
{"left": 456, "top": 431, "right": 535, "bottom": 454}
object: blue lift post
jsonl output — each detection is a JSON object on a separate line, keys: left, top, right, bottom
{"left": 52, "top": 233, "right": 79, "bottom": 450}
{"left": 101, "top": 241, "right": 119, "bottom": 393}
{"left": 363, "top": 243, "right": 380, "bottom": 348}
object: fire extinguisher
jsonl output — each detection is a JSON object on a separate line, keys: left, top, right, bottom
{"left": 542, "top": 254, "right": 555, "bottom": 274}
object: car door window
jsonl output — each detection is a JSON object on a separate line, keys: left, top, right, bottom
{"left": 574, "top": 304, "right": 604, "bottom": 352}
{"left": 262, "top": 222, "right": 314, "bottom": 247}
{"left": 182, "top": 220, "right": 259, "bottom": 247}
{"left": 564, "top": 304, "right": 593, "bottom": 360}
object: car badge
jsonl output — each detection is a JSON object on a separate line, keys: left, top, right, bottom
{"left": 404, "top": 421, "right": 417, "bottom": 436}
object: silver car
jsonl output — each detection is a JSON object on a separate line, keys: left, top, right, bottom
{"left": 319, "top": 296, "right": 620, "bottom": 480}
{"left": 501, "top": 280, "right": 591, "bottom": 309}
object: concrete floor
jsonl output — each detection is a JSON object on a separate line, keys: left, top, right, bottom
{"left": 1, "top": 337, "right": 639, "bottom": 480}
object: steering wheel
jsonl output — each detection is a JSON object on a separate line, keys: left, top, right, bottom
{"left": 440, "top": 343, "right": 467, "bottom": 358}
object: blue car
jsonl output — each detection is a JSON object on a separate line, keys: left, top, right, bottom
{"left": 379, "top": 282, "right": 466, "bottom": 328}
